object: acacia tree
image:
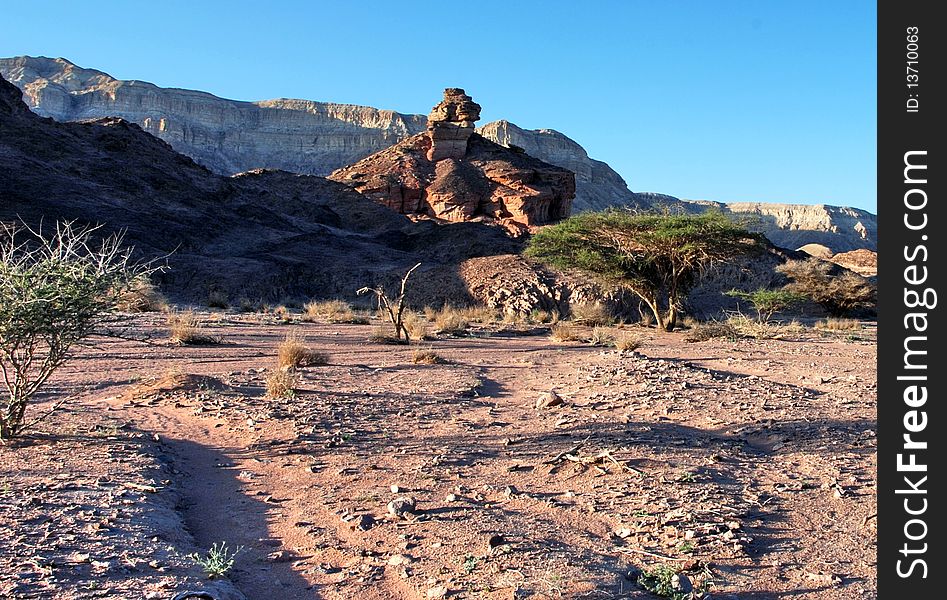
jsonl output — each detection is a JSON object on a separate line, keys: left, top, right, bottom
{"left": 0, "top": 221, "right": 155, "bottom": 440}
{"left": 526, "top": 210, "right": 762, "bottom": 331}
{"left": 776, "top": 258, "right": 876, "bottom": 316}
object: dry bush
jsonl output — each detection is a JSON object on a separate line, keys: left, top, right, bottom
{"left": 277, "top": 333, "right": 329, "bottom": 369}
{"left": 266, "top": 369, "right": 297, "bottom": 399}
{"left": 550, "top": 322, "right": 582, "bottom": 342}
{"left": 237, "top": 297, "right": 263, "bottom": 313}
{"left": 273, "top": 304, "right": 293, "bottom": 323}
{"left": 587, "top": 327, "right": 615, "bottom": 347}
{"left": 684, "top": 320, "right": 738, "bottom": 343}
{"left": 206, "top": 290, "right": 229, "bottom": 309}
{"left": 777, "top": 258, "right": 876, "bottom": 316}
{"left": 680, "top": 315, "right": 701, "bottom": 328}
{"left": 412, "top": 348, "right": 444, "bottom": 365}
{"left": 726, "top": 313, "right": 805, "bottom": 340}
{"left": 167, "top": 311, "right": 221, "bottom": 345}
{"left": 570, "top": 302, "right": 614, "bottom": 326}
{"left": 816, "top": 317, "right": 861, "bottom": 331}
{"left": 116, "top": 275, "right": 168, "bottom": 312}
{"left": 433, "top": 307, "right": 469, "bottom": 335}
{"left": 613, "top": 332, "right": 642, "bottom": 352}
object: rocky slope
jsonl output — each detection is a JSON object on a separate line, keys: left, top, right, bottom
{"left": 0, "top": 55, "right": 641, "bottom": 213}
{"left": 329, "top": 89, "right": 574, "bottom": 231}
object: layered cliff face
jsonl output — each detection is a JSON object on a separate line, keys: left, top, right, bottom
{"left": 0, "top": 56, "right": 637, "bottom": 213}
{"left": 0, "top": 56, "right": 427, "bottom": 176}
{"left": 329, "top": 90, "right": 574, "bottom": 231}
{"left": 680, "top": 199, "right": 877, "bottom": 253}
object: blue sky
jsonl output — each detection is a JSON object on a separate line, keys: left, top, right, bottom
{"left": 2, "top": 0, "right": 877, "bottom": 212}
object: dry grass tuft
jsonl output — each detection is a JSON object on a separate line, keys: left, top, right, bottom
{"left": 433, "top": 307, "right": 469, "bottom": 335}
{"left": 550, "top": 322, "right": 582, "bottom": 342}
{"left": 116, "top": 276, "right": 168, "bottom": 312}
{"left": 459, "top": 305, "right": 499, "bottom": 324}
{"left": 206, "top": 290, "right": 229, "bottom": 309}
{"left": 167, "top": 311, "right": 221, "bottom": 345}
{"left": 725, "top": 314, "right": 806, "bottom": 340}
{"left": 613, "top": 332, "right": 642, "bottom": 352}
{"left": 302, "top": 300, "right": 369, "bottom": 324}
{"left": 266, "top": 369, "right": 297, "bottom": 399}
{"left": 412, "top": 348, "right": 444, "bottom": 365}
{"left": 402, "top": 311, "right": 430, "bottom": 341}
{"left": 570, "top": 303, "right": 614, "bottom": 326}
{"left": 816, "top": 317, "right": 861, "bottom": 331}
{"left": 684, "top": 320, "right": 738, "bottom": 343}
{"left": 587, "top": 327, "right": 615, "bottom": 347}
{"left": 369, "top": 325, "right": 407, "bottom": 345}
{"left": 277, "top": 333, "right": 329, "bottom": 369}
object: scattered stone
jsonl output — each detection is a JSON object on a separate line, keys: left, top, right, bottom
{"left": 671, "top": 573, "right": 693, "bottom": 593}
{"left": 387, "top": 554, "right": 413, "bottom": 566}
{"left": 536, "top": 391, "right": 564, "bottom": 409}
{"left": 427, "top": 585, "right": 449, "bottom": 599}
{"left": 388, "top": 497, "right": 417, "bottom": 519}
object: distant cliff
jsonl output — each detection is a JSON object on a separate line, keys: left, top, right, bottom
{"left": 685, "top": 199, "right": 877, "bottom": 253}
{"left": 0, "top": 55, "right": 641, "bottom": 213}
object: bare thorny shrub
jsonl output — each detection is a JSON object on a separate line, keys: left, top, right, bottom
{"left": 0, "top": 221, "right": 156, "bottom": 440}
{"left": 357, "top": 263, "right": 421, "bottom": 344}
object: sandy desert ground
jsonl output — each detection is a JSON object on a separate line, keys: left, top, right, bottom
{"left": 0, "top": 311, "right": 877, "bottom": 600}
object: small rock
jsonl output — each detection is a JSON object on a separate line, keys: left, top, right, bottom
{"left": 391, "top": 485, "right": 401, "bottom": 494}
{"left": 388, "top": 497, "right": 417, "bottom": 518}
{"left": 445, "top": 493, "right": 458, "bottom": 502}
{"left": 614, "top": 528, "right": 632, "bottom": 539}
{"left": 351, "top": 514, "right": 376, "bottom": 531}
{"left": 535, "top": 390, "right": 564, "bottom": 409}
{"left": 487, "top": 534, "right": 506, "bottom": 550}
{"left": 388, "top": 554, "right": 413, "bottom": 566}
{"left": 726, "top": 521, "right": 741, "bottom": 530}
{"left": 427, "top": 585, "right": 449, "bottom": 598}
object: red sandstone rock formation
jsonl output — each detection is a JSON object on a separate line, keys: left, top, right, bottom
{"left": 329, "top": 89, "right": 574, "bottom": 231}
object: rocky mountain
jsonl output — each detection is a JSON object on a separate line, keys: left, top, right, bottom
{"left": 0, "top": 72, "right": 523, "bottom": 305}
{"left": 329, "top": 89, "right": 574, "bottom": 232}
{"left": 0, "top": 56, "right": 641, "bottom": 213}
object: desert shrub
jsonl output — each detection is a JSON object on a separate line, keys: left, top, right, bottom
{"left": 816, "top": 317, "right": 861, "bottom": 331}
{"left": 613, "top": 332, "right": 642, "bottom": 351}
{"left": 0, "top": 221, "right": 156, "bottom": 439}
{"left": 549, "top": 322, "right": 582, "bottom": 342}
{"left": 638, "top": 310, "right": 655, "bottom": 327}
{"left": 637, "top": 564, "right": 689, "bottom": 600}
{"left": 412, "top": 348, "right": 443, "bottom": 364}
{"left": 206, "top": 290, "right": 229, "bottom": 309}
{"left": 587, "top": 326, "right": 615, "bottom": 347}
{"left": 277, "top": 333, "right": 328, "bottom": 369}
{"left": 272, "top": 304, "right": 292, "bottom": 323}
{"left": 357, "top": 263, "right": 421, "bottom": 342}
{"left": 527, "top": 210, "right": 762, "bottom": 331}
{"left": 189, "top": 541, "right": 242, "bottom": 579}
{"left": 402, "top": 311, "right": 430, "bottom": 341}
{"left": 167, "top": 311, "right": 221, "bottom": 345}
{"left": 266, "top": 368, "right": 297, "bottom": 398}
{"left": 570, "top": 302, "right": 614, "bottom": 326}
{"left": 777, "top": 258, "right": 876, "bottom": 316}
{"left": 684, "top": 320, "right": 738, "bottom": 343}
{"left": 433, "top": 307, "right": 469, "bottom": 335}
{"left": 726, "top": 288, "right": 807, "bottom": 322}
{"left": 116, "top": 275, "right": 168, "bottom": 312}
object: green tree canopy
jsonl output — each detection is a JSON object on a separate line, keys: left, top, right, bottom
{"left": 526, "top": 210, "right": 762, "bottom": 331}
